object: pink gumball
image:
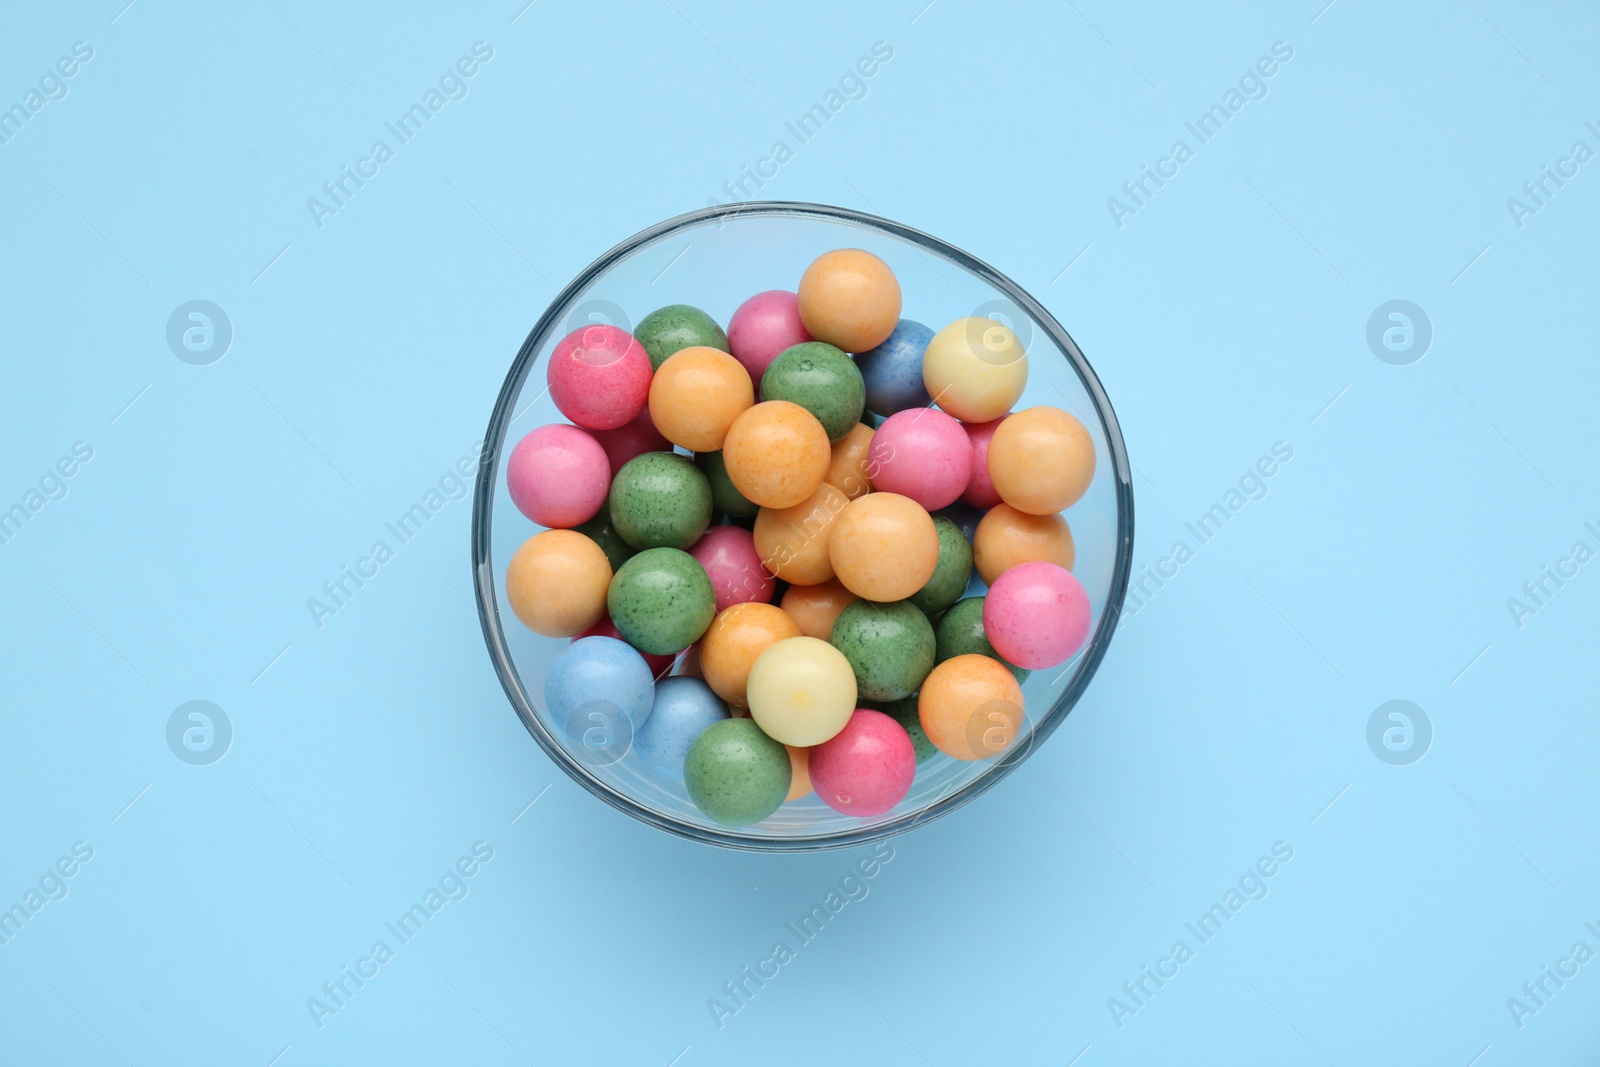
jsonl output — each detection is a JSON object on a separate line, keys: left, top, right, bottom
{"left": 591, "top": 407, "right": 671, "bottom": 471}
{"left": 727, "top": 290, "right": 813, "bottom": 379}
{"left": 689, "top": 526, "right": 775, "bottom": 611}
{"left": 575, "top": 614, "right": 675, "bottom": 678}
{"left": 961, "top": 415, "right": 1008, "bottom": 508}
{"left": 809, "top": 709, "right": 916, "bottom": 817}
{"left": 506, "top": 424, "right": 609, "bottom": 528}
{"left": 984, "top": 562, "right": 1091, "bottom": 670}
{"left": 546, "top": 324, "right": 652, "bottom": 430}
{"left": 867, "top": 408, "right": 973, "bottom": 511}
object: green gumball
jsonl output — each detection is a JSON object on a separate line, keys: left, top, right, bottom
{"left": 609, "top": 452, "right": 712, "bottom": 550}
{"left": 635, "top": 304, "right": 729, "bottom": 371}
{"left": 759, "top": 342, "right": 866, "bottom": 441}
{"left": 684, "top": 718, "right": 791, "bottom": 826}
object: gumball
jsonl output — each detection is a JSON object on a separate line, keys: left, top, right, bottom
{"left": 545, "top": 636, "right": 655, "bottom": 734}
{"left": 922, "top": 317, "right": 1028, "bottom": 423}
{"left": 828, "top": 493, "right": 939, "bottom": 602}
{"left": 855, "top": 319, "right": 934, "bottom": 416}
{"left": 909, "top": 514, "right": 974, "bottom": 615}
{"left": 591, "top": 408, "right": 671, "bottom": 472}
{"left": 785, "top": 745, "right": 813, "bottom": 801}
{"left": 973, "top": 504, "right": 1075, "bottom": 585}
{"left": 746, "top": 636, "right": 857, "bottom": 746}
{"left": 632, "top": 676, "right": 728, "bottom": 778}
{"left": 829, "top": 599, "right": 936, "bottom": 702}
{"left": 752, "top": 483, "right": 848, "bottom": 586}
{"left": 918, "top": 654, "right": 1025, "bottom": 761}
{"left": 960, "top": 415, "right": 1007, "bottom": 508}
{"left": 607, "top": 547, "right": 717, "bottom": 655}
{"left": 797, "top": 248, "right": 902, "bottom": 352}
{"left": 759, "top": 342, "right": 866, "bottom": 442}
{"left": 700, "top": 602, "right": 802, "bottom": 707}
{"left": 505, "top": 530, "right": 612, "bottom": 637}
{"left": 987, "top": 406, "right": 1096, "bottom": 514}
{"left": 695, "top": 451, "right": 760, "bottom": 519}
{"left": 684, "top": 718, "right": 791, "bottom": 826}
{"left": 984, "top": 561, "right": 1091, "bottom": 669}
{"left": 826, "top": 423, "right": 875, "bottom": 500}
{"left": 727, "top": 290, "right": 813, "bottom": 380}
{"left": 779, "top": 578, "right": 858, "bottom": 640}
{"left": 720, "top": 401, "right": 831, "bottom": 509}
{"left": 808, "top": 709, "right": 916, "bottom": 817}
{"left": 634, "top": 304, "right": 730, "bottom": 371}
{"left": 690, "top": 525, "right": 775, "bottom": 611}
{"left": 609, "top": 452, "right": 712, "bottom": 550}
{"left": 873, "top": 695, "right": 937, "bottom": 763}
{"left": 505, "top": 424, "right": 610, "bottom": 529}
{"left": 867, "top": 408, "right": 973, "bottom": 511}
{"left": 935, "top": 597, "right": 1029, "bottom": 683}
{"left": 573, "top": 511, "right": 635, "bottom": 574}
{"left": 546, "top": 324, "right": 653, "bottom": 431}
{"left": 648, "top": 346, "right": 754, "bottom": 452}
{"left": 573, "top": 613, "right": 675, "bottom": 678}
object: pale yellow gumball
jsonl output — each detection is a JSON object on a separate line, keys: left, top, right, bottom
{"left": 746, "top": 636, "right": 857, "bottom": 747}
{"left": 922, "top": 317, "right": 1029, "bottom": 423}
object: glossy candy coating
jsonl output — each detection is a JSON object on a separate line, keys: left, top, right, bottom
{"left": 606, "top": 547, "right": 717, "bottom": 655}
{"left": 689, "top": 525, "right": 775, "bottom": 611}
{"left": 797, "top": 249, "right": 902, "bottom": 352}
{"left": 632, "top": 676, "right": 728, "bottom": 778}
{"left": 591, "top": 408, "right": 671, "bottom": 472}
{"left": 867, "top": 408, "right": 973, "bottom": 512}
{"left": 808, "top": 709, "right": 916, "bottom": 817}
{"left": 922, "top": 317, "right": 1028, "bottom": 423}
{"left": 506, "top": 530, "right": 612, "bottom": 637}
{"left": 648, "top": 346, "right": 754, "bottom": 452}
{"left": 746, "top": 636, "right": 857, "bottom": 746}
{"left": 721, "top": 401, "right": 831, "bottom": 509}
{"left": 634, "top": 304, "right": 729, "bottom": 371}
{"left": 918, "top": 654, "right": 1025, "bottom": 761}
{"left": 683, "top": 718, "right": 791, "bottom": 826}
{"left": 608, "top": 452, "right": 712, "bottom": 551}
{"left": 909, "top": 514, "right": 974, "bottom": 615}
{"left": 960, "top": 415, "right": 1007, "bottom": 508}
{"left": 828, "top": 493, "right": 940, "bottom": 602}
{"left": 984, "top": 561, "right": 1091, "bottom": 670}
{"left": 779, "top": 578, "right": 859, "bottom": 640}
{"left": 695, "top": 450, "right": 759, "bottom": 519}
{"left": 855, "top": 319, "right": 934, "bottom": 416}
{"left": 573, "top": 613, "right": 674, "bottom": 678}
{"left": 752, "top": 482, "right": 848, "bottom": 586}
{"left": 829, "top": 599, "right": 936, "bottom": 702}
{"left": 986, "top": 406, "right": 1096, "bottom": 514}
{"left": 826, "top": 423, "right": 876, "bottom": 500}
{"left": 545, "top": 635, "right": 655, "bottom": 730}
{"left": 934, "top": 596, "right": 1029, "bottom": 683}
{"left": 727, "top": 290, "right": 812, "bottom": 380}
{"left": 506, "top": 423, "right": 610, "bottom": 528}
{"left": 546, "top": 324, "right": 653, "bottom": 431}
{"left": 700, "top": 602, "right": 802, "bottom": 707}
{"left": 973, "top": 504, "right": 1075, "bottom": 585}
{"left": 759, "top": 342, "right": 866, "bottom": 442}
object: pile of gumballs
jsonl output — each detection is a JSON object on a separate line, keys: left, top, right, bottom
{"left": 502, "top": 247, "right": 1096, "bottom": 827}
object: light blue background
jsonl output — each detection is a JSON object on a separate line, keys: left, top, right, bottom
{"left": 2, "top": 1, "right": 1596, "bottom": 1063}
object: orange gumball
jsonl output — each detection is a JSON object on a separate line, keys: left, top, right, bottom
{"left": 504, "top": 530, "right": 612, "bottom": 637}
{"left": 780, "top": 578, "right": 859, "bottom": 640}
{"left": 827, "top": 493, "right": 939, "bottom": 602}
{"left": 918, "top": 654, "right": 1026, "bottom": 761}
{"left": 826, "top": 422, "right": 876, "bottom": 499}
{"left": 721, "top": 401, "right": 831, "bottom": 509}
{"left": 785, "top": 745, "right": 813, "bottom": 801}
{"left": 648, "top": 346, "right": 754, "bottom": 451}
{"left": 753, "top": 483, "right": 849, "bottom": 586}
{"left": 973, "top": 504, "right": 1076, "bottom": 585}
{"left": 699, "top": 602, "right": 802, "bottom": 707}
{"left": 797, "top": 248, "right": 902, "bottom": 352}
{"left": 987, "top": 406, "right": 1096, "bottom": 515}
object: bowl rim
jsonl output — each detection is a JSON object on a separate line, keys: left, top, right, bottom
{"left": 471, "top": 200, "right": 1135, "bottom": 852}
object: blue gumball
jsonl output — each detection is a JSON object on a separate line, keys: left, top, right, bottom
{"left": 545, "top": 637, "right": 656, "bottom": 761}
{"left": 631, "top": 676, "right": 728, "bottom": 778}
{"left": 855, "top": 319, "right": 934, "bottom": 416}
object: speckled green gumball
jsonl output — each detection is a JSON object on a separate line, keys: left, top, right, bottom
{"left": 829, "top": 599, "right": 936, "bottom": 702}
{"left": 635, "top": 304, "right": 730, "bottom": 371}
{"left": 873, "top": 694, "right": 938, "bottom": 764}
{"left": 909, "top": 515, "right": 974, "bottom": 615}
{"left": 684, "top": 718, "right": 791, "bottom": 826}
{"left": 759, "top": 342, "right": 866, "bottom": 442}
{"left": 695, "top": 450, "right": 759, "bottom": 519}
{"left": 574, "top": 510, "right": 635, "bottom": 574}
{"left": 935, "top": 596, "right": 1031, "bottom": 683}
{"left": 609, "top": 452, "right": 712, "bottom": 550}
{"left": 607, "top": 547, "right": 717, "bottom": 655}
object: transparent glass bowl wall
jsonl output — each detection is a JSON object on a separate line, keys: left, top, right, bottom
{"left": 472, "top": 202, "right": 1133, "bottom": 851}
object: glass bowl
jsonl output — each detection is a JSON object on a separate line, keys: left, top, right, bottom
{"left": 471, "top": 201, "right": 1133, "bottom": 852}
